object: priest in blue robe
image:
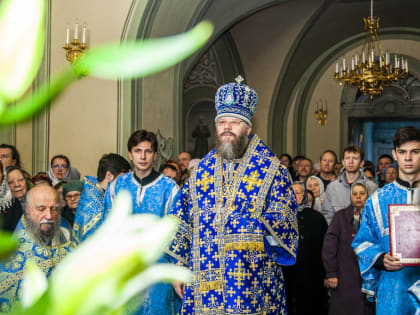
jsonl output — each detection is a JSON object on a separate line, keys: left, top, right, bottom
{"left": 103, "top": 130, "right": 180, "bottom": 315}
{"left": 73, "top": 153, "right": 130, "bottom": 245}
{"left": 168, "top": 77, "right": 298, "bottom": 314}
{"left": 352, "top": 126, "right": 420, "bottom": 315}
{"left": 0, "top": 185, "right": 73, "bottom": 313}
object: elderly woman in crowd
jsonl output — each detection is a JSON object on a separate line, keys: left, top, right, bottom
{"left": 322, "top": 182, "right": 375, "bottom": 315}
{"left": 6, "top": 166, "right": 29, "bottom": 209}
{"left": 61, "top": 180, "right": 84, "bottom": 227}
{"left": 283, "top": 181, "right": 328, "bottom": 315}
{"left": 0, "top": 162, "right": 23, "bottom": 232}
{"left": 306, "top": 175, "right": 325, "bottom": 211}
{"left": 383, "top": 164, "right": 398, "bottom": 185}
{"left": 47, "top": 154, "right": 81, "bottom": 185}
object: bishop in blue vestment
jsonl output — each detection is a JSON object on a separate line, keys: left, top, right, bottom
{"left": 168, "top": 78, "right": 298, "bottom": 314}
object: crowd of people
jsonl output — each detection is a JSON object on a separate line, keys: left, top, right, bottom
{"left": 0, "top": 78, "right": 419, "bottom": 315}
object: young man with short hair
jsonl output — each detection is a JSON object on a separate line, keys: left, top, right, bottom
{"left": 0, "top": 144, "right": 20, "bottom": 168}
{"left": 104, "top": 129, "right": 179, "bottom": 315}
{"left": 321, "top": 145, "right": 376, "bottom": 224}
{"left": 352, "top": 126, "right": 420, "bottom": 315}
{"left": 317, "top": 150, "right": 337, "bottom": 188}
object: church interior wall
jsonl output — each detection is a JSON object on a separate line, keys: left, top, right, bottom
{"left": 305, "top": 39, "right": 420, "bottom": 164}
{"left": 46, "top": 0, "right": 132, "bottom": 177}
{"left": 3, "top": 1, "right": 420, "bottom": 177}
{"left": 229, "top": 0, "right": 321, "bottom": 145}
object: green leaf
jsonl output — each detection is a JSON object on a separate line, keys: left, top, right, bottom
{"left": 0, "top": 0, "right": 45, "bottom": 102}
{"left": 0, "top": 230, "right": 17, "bottom": 260}
{"left": 73, "top": 21, "right": 213, "bottom": 79}
{"left": 0, "top": 66, "right": 78, "bottom": 125}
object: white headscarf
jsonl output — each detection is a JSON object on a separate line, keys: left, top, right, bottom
{"left": 306, "top": 175, "right": 325, "bottom": 212}
{"left": 0, "top": 161, "right": 12, "bottom": 211}
{"left": 47, "top": 165, "right": 81, "bottom": 186}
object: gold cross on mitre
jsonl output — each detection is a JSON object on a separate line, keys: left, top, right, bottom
{"left": 235, "top": 75, "right": 244, "bottom": 84}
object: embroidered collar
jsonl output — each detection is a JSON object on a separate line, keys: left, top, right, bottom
{"left": 133, "top": 169, "right": 160, "bottom": 186}
{"left": 396, "top": 176, "right": 420, "bottom": 189}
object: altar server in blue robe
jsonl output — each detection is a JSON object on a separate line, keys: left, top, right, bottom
{"left": 352, "top": 126, "right": 420, "bottom": 315}
{"left": 168, "top": 76, "right": 298, "bottom": 315}
{"left": 104, "top": 130, "right": 179, "bottom": 315}
{"left": 73, "top": 153, "right": 131, "bottom": 244}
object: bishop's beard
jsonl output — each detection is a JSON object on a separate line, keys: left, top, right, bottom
{"left": 216, "top": 131, "right": 250, "bottom": 160}
{"left": 25, "top": 212, "right": 61, "bottom": 246}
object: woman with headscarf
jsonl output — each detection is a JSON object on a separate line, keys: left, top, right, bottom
{"left": 0, "top": 161, "right": 23, "bottom": 232}
{"left": 322, "top": 182, "right": 375, "bottom": 315}
{"left": 306, "top": 175, "right": 325, "bottom": 212}
{"left": 47, "top": 154, "right": 81, "bottom": 186}
{"left": 283, "top": 181, "right": 328, "bottom": 315}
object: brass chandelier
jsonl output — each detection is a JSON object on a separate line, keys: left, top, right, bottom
{"left": 334, "top": 0, "right": 408, "bottom": 98}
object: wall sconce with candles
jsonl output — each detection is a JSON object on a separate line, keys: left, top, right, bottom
{"left": 63, "top": 20, "right": 88, "bottom": 64}
{"left": 315, "top": 99, "right": 328, "bottom": 126}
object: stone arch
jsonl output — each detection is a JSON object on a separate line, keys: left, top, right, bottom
{"left": 118, "top": 0, "right": 288, "bottom": 156}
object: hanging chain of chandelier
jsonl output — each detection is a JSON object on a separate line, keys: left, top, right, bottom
{"left": 334, "top": 1, "right": 408, "bottom": 99}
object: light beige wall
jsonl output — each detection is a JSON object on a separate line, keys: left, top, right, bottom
{"left": 230, "top": 0, "right": 322, "bottom": 144}
{"left": 305, "top": 62, "right": 342, "bottom": 162}
{"left": 16, "top": 121, "right": 33, "bottom": 174}
{"left": 141, "top": 1, "right": 201, "bottom": 137}
{"left": 305, "top": 39, "right": 420, "bottom": 163}
{"left": 49, "top": 0, "right": 132, "bottom": 177}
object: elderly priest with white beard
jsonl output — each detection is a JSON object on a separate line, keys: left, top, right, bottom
{"left": 168, "top": 76, "right": 298, "bottom": 315}
{"left": 0, "top": 184, "right": 72, "bottom": 312}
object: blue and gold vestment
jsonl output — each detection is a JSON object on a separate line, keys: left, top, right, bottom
{"left": 104, "top": 172, "right": 180, "bottom": 315}
{"left": 0, "top": 218, "right": 73, "bottom": 313}
{"left": 0, "top": 176, "right": 109, "bottom": 313}
{"left": 73, "top": 176, "right": 105, "bottom": 245}
{"left": 167, "top": 135, "right": 298, "bottom": 314}
{"left": 352, "top": 181, "right": 420, "bottom": 315}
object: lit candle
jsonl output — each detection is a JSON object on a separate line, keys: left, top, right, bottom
{"left": 335, "top": 62, "right": 339, "bottom": 74}
{"left": 371, "top": 0, "right": 373, "bottom": 22}
{"left": 379, "top": 54, "right": 382, "bottom": 66}
{"left": 355, "top": 54, "right": 358, "bottom": 65}
{"left": 406, "top": 59, "right": 409, "bottom": 72}
{"left": 371, "top": 49, "right": 374, "bottom": 62}
{"left": 66, "top": 23, "right": 70, "bottom": 44}
{"left": 351, "top": 58, "right": 354, "bottom": 71}
{"left": 369, "top": 56, "right": 372, "bottom": 68}
{"left": 74, "top": 20, "right": 79, "bottom": 40}
{"left": 343, "top": 58, "right": 346, "bottom": 71}
{"left": 362, "top": 51, "right": 366, "bottom": 63}
{"left": 395, "top": 55, "right": 397, "bottom": 68}
{"left": 82, "top": 22, "right": 87, "bottom": 44}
